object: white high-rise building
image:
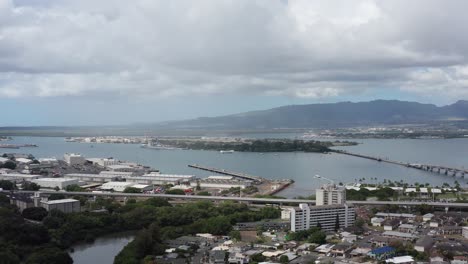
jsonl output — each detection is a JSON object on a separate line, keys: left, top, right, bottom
{"left": 64, "top": 153, "right": 85, "bottom": 165}
{"left": 283, "top": 184, "right": 354, "bottom": 232}
{"left": 316, "top": 184, "right": 346, "bottom": 206}
{"left": 285, "top": 203, "right": 355, "bottom": 232}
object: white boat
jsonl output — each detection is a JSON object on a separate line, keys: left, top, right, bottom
{"left": 219, "top": 150, "right": 235, "bottom": 154}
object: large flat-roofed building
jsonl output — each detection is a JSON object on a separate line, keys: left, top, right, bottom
{"left": 0, "top": 173, "right": 43, "bottom": 182}
{"left": 100, "top": 181, "right": 135, "bottom": 192}
{"left": 64, "top": 153, "right": 85, "bottom": 165}
{"left": 86, "top": 158, "right": 119, "bottom": 167}
{"left": 287, "top": 203, "right": 355, "bottom": 232}
{"left": 65, "top": 173, "right": 122, "bottom": 183}
{"left": 99, "top": 171, "right": 135, "bottom": 177}
{"left": 126, "top": 173, "right": 194, "bottom": 185}
{"left": 190, "top": 177, "right": 251, "bottom": 189}
{"left": 32, "top": 178, "right": 79, "bottom": 190}
{"left": 316, "top": 184, "right": 346, "bottom": 206}
{"left": 41, "top": 198, "right": 80, "bottom": 213}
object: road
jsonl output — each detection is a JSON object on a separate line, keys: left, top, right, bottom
{"left": 348, "top": 200, "right": 468, "bottom": 208}
{"left": 6, "top": 190, "right": 316, "bottom": 204}
{"left": 5, "top": 190, "right": 468, "bottom": 208}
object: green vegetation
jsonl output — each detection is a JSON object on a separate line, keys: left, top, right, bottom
{"left": 22, "top": 207, "right": 48, "bottom": 221}
{"left": 0, "top": 194, "right": 71, "bottom": 263}
{"left": 196, "top": 191, "right": 211, "bottom": 196}
{"left": 286, "top": 227, "right": 326, "bottom": 244}
{"left": 165, "top": 189, "right": 186, "bottom": 195}
{"left": 0, "top": 161, "right": 16, "bottom": 170}
{"left": 115, "top": 200, "right": 280, "bottom": 263}
{"left": 123, "top": 187, "right": 141, "bottom": 193}
{"left": 0, "top": 191, "right": 281, "bottom": 263}
{"left": 346, "top": 187, "right": 395, "bottom": 201}
{"left": 21, "top": 182, "right": 40, "bottom": 191}
{"left": 65, "top": 184, "right": 84, "bottom": 192}
{"left": 0, "top": 180, "right": 16, "bottom": 190}
{"left": 161, "top": 139, "right": 333, "bottom": 153}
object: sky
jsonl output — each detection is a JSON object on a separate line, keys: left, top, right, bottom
{"left": 1, "top": 0, "right": 468, "bottom": 126}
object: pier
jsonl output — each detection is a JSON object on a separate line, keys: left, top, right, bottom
{"left": 188, "top": 164, "right": 263, "bottom": 182}
{"left": 334, "top": 150, "right": 467, "bottom": 178}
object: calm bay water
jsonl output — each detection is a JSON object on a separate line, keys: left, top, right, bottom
{"left": 69, "top": 233, "right": 134, "bottom": 264}
{"left": 6, "top": 136, "right": 468, "bottom": 197}
{"left": 7, "top": 136, "right": 468, "bottom": 263}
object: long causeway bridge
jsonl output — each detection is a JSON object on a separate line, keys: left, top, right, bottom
{"left": 334, "top": 150, "right": 467, "bottom": 178}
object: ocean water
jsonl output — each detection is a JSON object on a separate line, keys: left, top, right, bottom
{"left": 6, "top": 136, "right": 468, "bottom": 197}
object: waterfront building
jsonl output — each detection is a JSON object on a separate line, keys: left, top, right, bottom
{"left": 99, "top": 171, "right": 135, "bottom": 177}
{"left": 189, "top": 177, "right": 251, "bottom": 189}
{"left": 64, "top": 153, "right": 85, "bottom": 165}
{"left": 41, "top": 198, "right": 81, "bottom": 213}
{"left": 32, "top": 177, "right": 79, "bottom": 190}
{"left": 100, "top": 181, "right": 135, "bottom": 192}
{"left": 0, "top": 173, "right": 43, "bottom": 182}
{"left": 316, "top": 184, "right": 346, "bottom": 206}
{"left": 86, "top": 158, "right": 119, "bottom": 167}
{"left": 38, "top": 158, "right": 59, "bottom": 165}
{"left": 286, "top": 203, "right": 355, "bottom": 232}
{"left": 65, "top": 173, "right": 122, "bottom": 182}
{"left": 126, "top": 173, "right": 194, "bottom": 185}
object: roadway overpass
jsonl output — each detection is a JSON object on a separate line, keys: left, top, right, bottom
{"left": 348, "top": 200, "right": 468, "bottom": 209}
{"left": 4, "top": 190, "right": 468, "bottom": 209}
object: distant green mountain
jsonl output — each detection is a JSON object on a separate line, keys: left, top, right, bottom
{"left": 158, "top": 100, "right": 468, "bottom": 129}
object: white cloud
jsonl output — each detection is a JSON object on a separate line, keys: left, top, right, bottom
{"left": 1, "top": 0, "right": 468, "bottom": 101}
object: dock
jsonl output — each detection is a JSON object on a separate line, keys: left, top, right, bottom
{"left": 188, "top": 164, "right": 263, "bottom": 182}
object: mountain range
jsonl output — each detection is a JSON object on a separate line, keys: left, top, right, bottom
{"left": 156, "top": 100, "right": 468, "bottom": 130}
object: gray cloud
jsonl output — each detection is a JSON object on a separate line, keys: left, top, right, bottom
{"left": 1, "top": 0, "right": 468, "bottom": 101}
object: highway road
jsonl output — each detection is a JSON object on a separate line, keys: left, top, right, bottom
{"left": 348, "top": 200, "right": 468, "bottom": 208}
{"left": 5, "top": 190, "right": 316, "bottom": 204}
{"left": 5, "top": 190, "right": 468, "bottom": 208}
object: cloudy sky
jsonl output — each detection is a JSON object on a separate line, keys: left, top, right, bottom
{"left": 1, "top": 0, "right": 468, "bottom": 125}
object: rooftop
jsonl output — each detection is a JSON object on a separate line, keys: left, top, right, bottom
{"left": 42, "top": 198, "right": 79, "bottom": 204}
{"left": 370, "top": 246, "right": 395, "bottom": 255}
{"left": 33, "top": 177, "right": 77, "bottom": 182}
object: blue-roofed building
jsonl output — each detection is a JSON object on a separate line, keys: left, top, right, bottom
{"left": 367, "top": 246, "right": 396, "bottom": 260}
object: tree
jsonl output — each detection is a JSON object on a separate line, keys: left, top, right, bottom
{"left": 0, "top": 249, "right": 20, "bottom": 264}
{"left": 1, "top": 161, "right": 16, "bottom": 170}
{"left": 355, "top": 218, "right": 365, "bottom": 228}
{"left": 123, "top": 187, "right": 141, "bottom": 193}
{"left": 22, "top": 181, "right": 40, "bottom": 191}
{"left": 279, "top": 255, "right": 289, "bottom": 263}
{"left": 165, "top": 189, "right": 185, "bottom": 195}
{"left": 334, "top": 214, "right": 340, "bottom": 231}
{"left": 65, "top": 184, "right": 83, "bottom": 192}
{"left": 251, "top": 253, "right": 266, "bottom": 262}
{"left": 0, "top": 180, "right": 16, "bottom": 190}
{"left": 22, "top": 207, "right": 48, "bottom": 221}
{"left": 308, "top": 230, "right": 326, "bottom": 244}
{"left": 48, "top": 194, "right": 66, "bottom": 200}
{"left": 229, "top": 230, "right": 241, "bottom": 241}
{"left": 25, "top": 247, "right": 72, "bottom": 264}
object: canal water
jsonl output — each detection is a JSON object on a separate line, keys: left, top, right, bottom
{"left": 69, "top": 232, "right": 134, "bottom": 264}
{"left": 6, "top": 136, "right": 468, "bottom": 197}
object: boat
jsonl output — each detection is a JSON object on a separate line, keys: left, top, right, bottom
{"left": 141, "top": 142, "right": 178, "bottom": 150}
{"left": 219, "top": 150, "right": 235, "bottom": 154}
